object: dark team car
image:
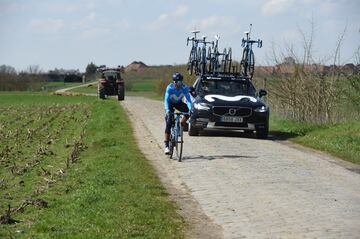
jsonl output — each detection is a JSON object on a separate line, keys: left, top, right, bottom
{"left": 97, "top": 66, "right": 125, "bottom": 101}
{"left": 189, "top": 74, "right": 269, "bottom": 138}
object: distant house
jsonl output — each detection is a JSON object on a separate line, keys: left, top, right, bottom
{"left": 125, "top": 61, "right": 148, "bottom": 72}
{"left": 256, "top": 66, "right": 275, "bottom": 75}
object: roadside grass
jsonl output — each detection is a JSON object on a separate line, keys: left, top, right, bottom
{"left": 0, "top": 93, "right": 185, "bottom": 238}
{"left": 270, "top": 114, "right": 360, "bottom": 164}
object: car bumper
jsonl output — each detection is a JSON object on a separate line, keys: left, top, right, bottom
{"left": 190, "top": 110, "right": 269, "bottom": 131}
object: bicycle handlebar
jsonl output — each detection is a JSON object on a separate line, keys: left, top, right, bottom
{"left": 241, "top": 38, "right": 262, "bottom": 48}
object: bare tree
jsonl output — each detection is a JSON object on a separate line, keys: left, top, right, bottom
{"left": 266, "top": 19, "right": 351, "bottom": 123}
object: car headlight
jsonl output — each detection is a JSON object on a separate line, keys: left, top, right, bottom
{"left": 254, "top": 105, "right": 268, "bottom": 112}
{"left": 194, "top": 102, "right": 211, "bottom": 110}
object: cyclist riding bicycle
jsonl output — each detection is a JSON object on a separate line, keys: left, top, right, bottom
{"left": 164, "top": 72, "right": 192, "bottom": 154}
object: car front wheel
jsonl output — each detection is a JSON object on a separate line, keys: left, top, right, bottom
{"left": 188, "top": 123, "right": 199, "bottom": 136}
{"left": 255, "top": 123, "right": 268, "bottom": 139}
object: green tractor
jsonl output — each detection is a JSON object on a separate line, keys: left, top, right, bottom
{"left": 97, "top": 65, "right": 125, "bottom": 101}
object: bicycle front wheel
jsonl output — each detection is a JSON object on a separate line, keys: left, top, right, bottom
{"left": 176, "top": 124, "right": 183, "bottom": 162}
{"left": 169, "top": 131, "right": 175, "bottom": 159}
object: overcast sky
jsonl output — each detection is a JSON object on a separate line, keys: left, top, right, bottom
{"left": 0, "top": 0, "right": 359, "bottom": 72}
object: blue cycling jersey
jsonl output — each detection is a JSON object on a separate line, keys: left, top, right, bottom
{"left": 164, "top": 83, "right": 192, "bottom": 112}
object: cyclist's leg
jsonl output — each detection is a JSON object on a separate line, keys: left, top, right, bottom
{"left": 164, "top": 105, "right": 175, "bottom": 153}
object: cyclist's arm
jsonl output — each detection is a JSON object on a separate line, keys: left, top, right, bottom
{"left": 164, "top": 85, "right": 171, "bottom": 112}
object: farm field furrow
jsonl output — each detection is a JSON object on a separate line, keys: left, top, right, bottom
{"left": 0, "top": 100, "right": 91, "bottom": 220}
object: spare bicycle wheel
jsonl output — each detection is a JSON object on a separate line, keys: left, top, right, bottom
{"left": 248, "top": 50, "right": 255, "bottom": 78}
{"left": 241, "top": 48, "right": 248, "bottom": 76}
{"left": 227, "top": 47, "right": 232, "bottom": 73}
{"left": 188, "top": 53, "right": 194, "bottom": 75}
{"left": 207, "top": 46, "right": 212, "bottom": 73}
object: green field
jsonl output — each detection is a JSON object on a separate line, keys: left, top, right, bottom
{"left": 270, "top": 115, "right": 360, "bottom": 164}
{"left": 0, "top": 93, "right": 185, "bottom": 238}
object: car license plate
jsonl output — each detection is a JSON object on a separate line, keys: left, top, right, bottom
{"left": 221, "top": 116, "right": 243, "bottom": 123}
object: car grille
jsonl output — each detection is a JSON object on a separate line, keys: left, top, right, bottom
{"left": 212, "top": 106, "right": 252, "bottom": 117}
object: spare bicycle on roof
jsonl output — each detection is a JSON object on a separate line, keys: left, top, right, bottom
{"left": 240, "top": 24, "right": 263, "bottom": 79}
{"left": 186, "top": 31, "right": 232, "bottom": 76}
{"left": 187, "top": 30, "right": 214, "bottom": 76}
{"left": 186, "top": 24, "right": 262, "bottom": 79}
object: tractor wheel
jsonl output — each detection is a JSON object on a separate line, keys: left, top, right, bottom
{"left": 117, "top": 84, "right": 125, "bottom": 101}
{"left": 98, "top": 85, "right": 105, "bottom": 99}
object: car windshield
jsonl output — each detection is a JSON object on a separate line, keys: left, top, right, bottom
{"left": 199, "top": 79, "right": 256, "bottom": 97}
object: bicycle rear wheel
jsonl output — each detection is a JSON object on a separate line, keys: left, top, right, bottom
{"left": 196, "top": 47, "right": 201, "bottom": 75}
{"left": 200, "top": 47, "right": 206, "bottom": 75}
{"left": 176, "top": 124, "right": 183, "bottom": 162}
{"left": 248, "top": 50, "right": 255, "bottom": 78}
{"left": 188, "top": 52, "right": 194, "bottom": 75}
{"left": 222, "top": 48, "right": 227, "bottom": 73}
{"left": 227, "top": 47, "right": 232, "bottom": 73}
{"left": 241, "top": 48, "right": 248, "bottom": 76}
{"left": 207, "top": 46, "right": 212, "bottom": 73}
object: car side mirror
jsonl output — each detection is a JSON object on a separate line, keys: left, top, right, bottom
{"left": 189, "top": 86, "right": 197, "bottom": 97}
{"left": 259, "top": 89, "right": 267, "bottom": 98}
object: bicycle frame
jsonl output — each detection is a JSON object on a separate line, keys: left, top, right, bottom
{"left": 169, "top": 111, "right": 184, "bottom": 162}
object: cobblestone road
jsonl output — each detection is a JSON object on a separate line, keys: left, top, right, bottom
{"left": 122, "top": 96, "right": 360, "bottom": 239}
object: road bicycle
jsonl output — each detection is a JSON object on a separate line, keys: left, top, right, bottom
{"left": 187, "top": 30, "right": 201, "bottom": 75}
{"left": 208, "top": 35, "right": 232, "bottom": 74}
{"left": 187, "top": 31, "right": 213, "bottom": 75}
{"left": 198, "top": 36, "right": 213, "bottom": 75}
{"left": 169, "top": 110, "right": 184, "bottom": 162}
{"left": 221, "top": 48, "right": 233, "bottom": 73}
{"left": 224, "top": 47, "right": 232, "bottom": 73}
{"left": 241, "top": 24, "right": 262, "bottom": 79}
{"left": 208, "top": 35, "right": 222, "bottom": 74}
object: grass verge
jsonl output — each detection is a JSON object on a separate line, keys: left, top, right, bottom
{"left": 270, "top": 114, "right": 360, "bottom": 164}
{"left": 0, "top": 93, "right": 185, "bottom": 238}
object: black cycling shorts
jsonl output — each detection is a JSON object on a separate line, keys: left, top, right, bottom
{"left": 165, "top": 102, "right": 189, "bottom": 134}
